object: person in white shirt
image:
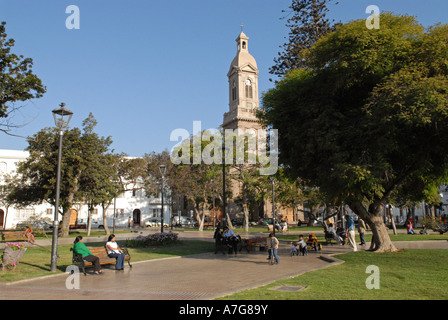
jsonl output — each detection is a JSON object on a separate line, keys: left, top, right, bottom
{"left": 106, "top": 234, "right": 126, "bottom": 270}
{"left": 223, "top": 227, "right": 238, "bottom": 254}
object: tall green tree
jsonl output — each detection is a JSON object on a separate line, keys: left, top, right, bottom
{"left": 78, "top": 114, "right": 121, "bottom": 236}
{"left": 13, "top": 114, "right": 115, "bottom": 237}
{"left": 270, "top": 0, "right": 339, "bottom": 79}
{"left": 0, "top": 21, "right": 46, "bottom": 135}
{"left": 261, "top": 14, "right": 448, "bottom": 252}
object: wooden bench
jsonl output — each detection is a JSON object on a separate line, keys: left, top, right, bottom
{"left": 1, "top": 230, "right": 27, "bottom": 241}
{"left": 69, "top": 224, "right": 86, "bottom": 229}
{"left": 246, "top": 237, "right": 268, "bottom": 251}
{"left": 71, "top": 246, "right": 132, "bottom": 275}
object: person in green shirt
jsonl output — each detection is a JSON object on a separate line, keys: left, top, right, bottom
{"left": 73, "top": 236, "right": 103, "bottom": 275}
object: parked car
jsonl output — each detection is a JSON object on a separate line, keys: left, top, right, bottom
{"left": 231, "top": 218, "right": 244, "bottom": 226}
{"left": 144, "top": 217, "right": 169, "bottom": 228}
{"left": 16, "top": 221, "right": 52, "bottom": 230}
{"left": 173, "top": 216, "right": 194, "bottom": 227}
{"left": 77, "top": 219, "right": 104, "bottom": 229}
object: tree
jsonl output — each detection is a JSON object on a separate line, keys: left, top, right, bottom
{"left": 13, "top": 114, "right": 115, "bottom": 237}
{"left": 168, "top": 130, "right": 232, "bottom": 231}
{"left": 0, "top": 21, "right": 46, "bottom": 135}
{"left": 261, "top": 14, "right": 448, "bottom": 252}
{"left": 270, "top": 0, "right": 339, "bottom": 79}
{"left": 78, "top": 114, "right": 121, "bottom": 235}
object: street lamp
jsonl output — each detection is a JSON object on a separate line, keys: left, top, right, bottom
{"left": 51, "top": 103, "right": 73, "bottom": 272}
{"left": 270, "top": 176, "right": 276, "bottom": 236}
{"left": 159, "top": 164, "right": 167, "bottom": 233}
{"left": 221, "top": 145, "right": 227, "bottom": 229}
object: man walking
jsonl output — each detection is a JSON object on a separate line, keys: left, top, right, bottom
{"left": 345, "top": 215, "right": 358, "bottom": 252}
{"left": 267, "top": 233, "right": 280, "bottom": 264}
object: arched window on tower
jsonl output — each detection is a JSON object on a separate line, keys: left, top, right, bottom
{"left": 245, "top": 79, "right": 253, "bottom": 99}
{"left": 232, "top": 80, "right": 237, "bottom": 101}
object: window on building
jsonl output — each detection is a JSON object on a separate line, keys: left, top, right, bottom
{"left": 245, "top": 79, "right": 253, "bottom": 99}
{"left": 16, "top": 208, "right": 35, "bottom": 220}
{"left": 232, "top": 80, "right": 237, "bottom": 101}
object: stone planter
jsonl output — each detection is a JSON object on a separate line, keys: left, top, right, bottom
{"left": 2, "top": 246, "right": 27, "bottom": 271}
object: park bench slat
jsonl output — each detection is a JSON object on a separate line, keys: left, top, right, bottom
{"left": 1, "top": 231, "right": 27, "bottom": 241}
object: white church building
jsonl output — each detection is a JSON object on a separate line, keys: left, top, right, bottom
{"left": 0, "top": 149, "right": 168, "bottom": 230}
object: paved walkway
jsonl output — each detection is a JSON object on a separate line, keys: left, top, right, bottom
{"left": 0, "top": 230, "right": 447, "bottom": 300}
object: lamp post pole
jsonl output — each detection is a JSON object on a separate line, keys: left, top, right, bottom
{"left": 159, "top": 165, "right": 167, "bottom": 233}
{"left": 222, "top": 145, "right": 226, "bottom": 229}
{"left": 271, "top": 176, "right": 275, "bottom": 237}
{"left": 50, "top": 103, "right": 73, "bottom": 272}
{"left": 50, "top": 129, "right": 63, "bottom": 271}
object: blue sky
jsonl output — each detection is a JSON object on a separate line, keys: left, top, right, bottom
{"left": 1, "top": 0, "right": 448, "bottom": 157}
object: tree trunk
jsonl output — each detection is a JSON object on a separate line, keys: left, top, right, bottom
{"left": 102, "top": 203, "right": 111, "bottom": 235}
{"left": 87, "top": 206, "right": 93, "bottom": 236}
{"left": 390, "top": 213, "right": 397, "bottom": 235}
{"left": 59, "top": 207, "right": 72, "bottom": 238}
{"left": 367, "top": 214, "right": 397, "bottom": 252}
{"left": 349, "top": 201, "right": 398, "bottom": 253}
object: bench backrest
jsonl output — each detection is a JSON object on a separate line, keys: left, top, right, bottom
{"left": 2, "top": 231, "right": 27, "bottom": 241}
{"left": 88, "top": 246, "right": 108, "bottom": 256}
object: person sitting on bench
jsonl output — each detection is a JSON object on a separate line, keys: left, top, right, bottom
{"left": 223, "top": 227, "right": 238, "bottom": 254}
{"left": 106, "top": 234, "right": 126, "bottom": 271}
{"left": 73, "top": 236, "right": 103, "bottom": 275}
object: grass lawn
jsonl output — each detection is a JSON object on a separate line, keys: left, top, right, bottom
{"left": 0, "top": 239, "right": 215, "bottom": 283}
{"left": 219, "top": 249, "right": 448, "bottom": 300}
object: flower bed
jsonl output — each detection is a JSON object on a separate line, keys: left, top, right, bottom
{"left": 126, "top": 232, "right": 179, "bottom": 247}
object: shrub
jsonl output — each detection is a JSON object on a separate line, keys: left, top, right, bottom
{"left": 125, "top": 232, "right": 179, "bottom": 247}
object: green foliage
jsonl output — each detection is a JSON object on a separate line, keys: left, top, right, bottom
{"left": 0, "top": 21, "right": 46, "bottom": 130}
{"left": 270, "top": 0, "right": 339, "bottom": 78}
{"left": 10, "top": 114, "right": 117, "bottom": 237}
{"left": 262, "top": 13, "right": 448, "bottom": 207}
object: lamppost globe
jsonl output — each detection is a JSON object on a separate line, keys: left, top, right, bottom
{"left": 52, "top": 102, "right": 73, "bottom": 130}
{"left": 50, "top": 103, "right": 73, "bottom": 272}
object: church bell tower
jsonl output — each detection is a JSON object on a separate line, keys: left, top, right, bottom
{"left": 223, "top": 30, "right": 262, "bottom": 132}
